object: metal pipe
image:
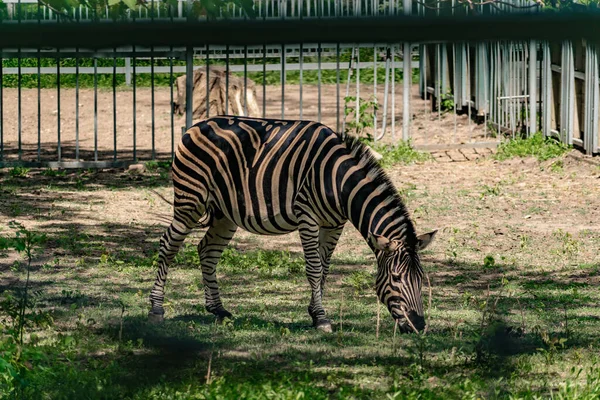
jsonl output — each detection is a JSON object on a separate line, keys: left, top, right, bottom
{"left": 94, "top": 57, "right": 98, "bottom": 162}
{"left": 113, "top": 49, "right": 117, "bottom": 161}
{"left": 185, "top": 45, "right": 193, "bottom": 129}
{"left": 133, "top": 46, "right": 138, "bottom": 161}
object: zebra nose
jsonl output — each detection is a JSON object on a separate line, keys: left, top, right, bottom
{"left": 407, "top": 310, "right": 425, "bottom": 332}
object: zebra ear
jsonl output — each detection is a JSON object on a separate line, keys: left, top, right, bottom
{"left": 368, "top": 233, "right": 400, "bottom": 253}
{"left": 416, "top": 230, "right": 438, "bottom": 251}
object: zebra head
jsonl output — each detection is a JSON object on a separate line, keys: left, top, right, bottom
{"left": 369, "top": 230, "right": 437, "bottom": 333}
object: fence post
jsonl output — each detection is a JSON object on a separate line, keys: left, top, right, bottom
{"left": 125, "top": 56, "right": 131, "bottom": 86}
{"left": 584, "top": 43, "right": 599, "bottom": 155}
{"left": 185, "top": 47, "right": 194, "bottom": 130}
{"left": 402, "top": 0, "right": 411, "bottom": 141}
{"left": 560, "top": 41, "right": 574, "bottom": 145}
{"left": 542, "top": 42, "right": 552, "bottom": 138}
{"left": 185, "top": 0, "right": 194, "bottom": 130}
{"left": 529, "top": 40, "right": 537, "bottom": 135}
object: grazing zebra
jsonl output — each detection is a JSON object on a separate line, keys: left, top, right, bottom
{"left": 148, "top": 116, "right": 436, "bottom": 333}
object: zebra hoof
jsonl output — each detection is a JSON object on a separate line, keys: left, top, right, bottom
{"left": 215, "top": 309, "right": 233, "bottom": 323}
{"left": 148, "top": 311, "right": 165, "bottom": 324}
{"left": 315, "top": 319, "right": 332, "bottom": 333}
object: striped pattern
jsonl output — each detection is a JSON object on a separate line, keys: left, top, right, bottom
{"left": 149, "top": 116, "right": 436, "bottom": 332}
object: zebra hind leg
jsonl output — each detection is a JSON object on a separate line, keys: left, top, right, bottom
{"left": 318, "top": 226, "right": 344, "bottom": 299}
{"left": 148, "top": 206, "right": 203, "bottom": 323}
{"left": 299, "top": 222, "right": 332, "bottom": 333}
{"left": 198, "top": 216, "right": 238, "bottom": 323}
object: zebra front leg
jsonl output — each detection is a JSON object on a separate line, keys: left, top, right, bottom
{"left": 299, "top": 223, "right": 331, "bottom": 333}
{"left": 149, "top": 208, "right": 201, "bottom": 322}
{"left": 318, "top": 226, "right": 344, "bottom": 299}
{"left": 198, "top": 217, "right": 237, "bottom": 322}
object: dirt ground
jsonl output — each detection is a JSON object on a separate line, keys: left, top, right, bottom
{"left": 0, "top": 83, "right": 490, "bottom": 162}
{"left": 1, "top": 116, "right": 600, "bottom": 397}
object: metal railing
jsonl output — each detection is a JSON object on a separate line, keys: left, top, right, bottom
{"left": 1, "top": 9, "right": 599, "bottom": 168}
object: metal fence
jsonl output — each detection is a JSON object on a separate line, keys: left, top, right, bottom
{"left": 0, "top": 4, "right": 599, "bottom": 168}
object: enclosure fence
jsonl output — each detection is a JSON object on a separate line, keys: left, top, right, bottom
{"left": 0, "top": 5, "right": 599, "bottom": 168}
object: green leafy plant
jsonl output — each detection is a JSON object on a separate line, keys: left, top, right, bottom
{"left": 343, "top": 270, "right": 374, "bottom": 294}
{"left": 8, "top": 167, "right": 29, "bottom": 178}
{"left": 440, "top": 91, "right": 454, "bottom": 112}
{"left": 494, "top": 132, "right": 570, "bottom": 162}
{"left": 375, "top": 140, "right": 432, "bottom": 168}
{"left": 0, "top": 222, "right": 50, "bottom": 398}
{"left": 344, "top": 95, "right": 379, "bottom": 140}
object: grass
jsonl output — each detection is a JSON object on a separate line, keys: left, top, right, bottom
{"left": 494, "top": 133, "right": 571, "bottom": 162}
{"left": 373, "top": 140, "right": 432, "bottom": 168}
{"left": 1, "top": 155, "right": 600, "bottom": 399}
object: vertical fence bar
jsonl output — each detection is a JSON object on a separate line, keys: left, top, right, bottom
{"left": 56, "top": 49, "right": 61, "bottom": 162}
{"left": 18, "top": 49, "right": 22, "bottom": 160}
{"left": 170, "top": 47, "right": 174, "bottom": 159}
{"left": 244, "top": 45, "right": 248, "bottom": 116}
{"left": 373, "top": 46, "right": 377, "bottom": 133}
{"left": 37, "top": 48, "right": 41, "bottom": 162}
{"left": 151, "top": 48, "right": 156, "bottom": 159}
{"left": 529, "top": 40, "right": 537, "bottom": 135}
{"left": 336, "top": 43, "right": 340, "bottom": 133}
{"left": 542, "top": 41, "right": 551, "bottom": 137}
{"left": 299, "top": 43, "right": 303, "bottom": 120}
{"left": 206, "top": 45, "right": 210, "bottom": 118}
{"left": 225, "top": 45, "right": 230, "bottom": 115}
{"left": 584, "top": 43, "right": 599, "bottom": 155}
{"left": 391, "top": 45, "right": 395, "bottom": 140}
{"left": 263, "top": 44, "right": 267, "bottom": 118}
{"left": 355, "top": 46, "right": 360, "bottom": 127}
{"left": 185, "top": 46, "right": 193, "bottom": 130}
{"left": 281, "top": 44, "right": 285, "bottom": 119}
{"left": 0, "top": 57, "right": 3, "bottom": 162}
{"left": 318, "top": 42, "right": 322, "bottom": 122}
{"left": 94, "top": 57, "right": 98, "bottom": 162}
{"left": 113, "top": 49, "right": 117, "bottom": 161}
{"left": 133, "top": 46, "right": 138, "bottom": 161}
{"left": 402, "top": 0, "right": 411, "bottom": 141}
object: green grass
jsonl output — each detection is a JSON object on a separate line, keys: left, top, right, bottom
{"left": 494, "top": 133, "right": 571, "bottom": 162}
{"left": 0, "top": 54, "right": 419, "bottom": 89}
{"left": 1, "top": 162, "right": 600, "bottom": 399}
{"left": 374, "top": 141, "right": 432, "bottom": 168}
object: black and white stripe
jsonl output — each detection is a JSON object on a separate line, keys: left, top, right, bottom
{"left": 148, "top": 116, "right": 436, "bottom": 333}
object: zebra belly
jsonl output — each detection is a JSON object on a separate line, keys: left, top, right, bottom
{"left": 237, "top": 213, "right": 300, "bottom": 236}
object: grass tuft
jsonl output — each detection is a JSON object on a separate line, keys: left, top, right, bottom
{"left": 374, "top": 141, "right": 432, "bottom": 168}
{"left": 494, "top": 133, "right": 571, "bottom": 162}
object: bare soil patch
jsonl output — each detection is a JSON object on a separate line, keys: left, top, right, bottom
{"left": 0, "top": 83, "right": 488, "bottom": 162}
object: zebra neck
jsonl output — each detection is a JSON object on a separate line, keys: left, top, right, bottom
{"left": 339, "top": 169, "right": 415, "bottom": 247}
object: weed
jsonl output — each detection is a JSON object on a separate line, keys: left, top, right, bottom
{"left": 494, "top": 132, "right": 570, "bottom": 162}
{"left": 552, "top": 229, "right": 579, "bottom": 258}
{"left": 375, "top": 140, "right": 432, "bottom": 168}
{"left": 550, "top": 159, "right": 564, "bottom": 173}
{"left": 218, "top": 247, "right": 305, "bottom": 276}
{"left": 145, "top": 160, "right": 172, "bottom": 172}
{"left": 440, "top": 91, "right": 455, "bottom": 112}
{"left": 343, "top": 270, "right": 375, "bottom": 294}
{"left": 41, "top": 168, "right": 67, "bottom": 177}
{"left": 483, "top": 255, "right": 496, "bottom": 269}
{"left": 397, "top": 183, "right": 418, "bottom": 202}
{"left": 8, "top": 167, "right": 29, "bottom": 178}
{"left": 0, "top": 222, "right": 51, "bottom": 398}
{"left": 344, "top": 95, "right": 379, "bottom": 139}
{"left": 479, "top": 183, "right": 501, "bottom": 199}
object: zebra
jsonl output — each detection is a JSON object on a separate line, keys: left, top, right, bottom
{"left": 148, "top": 116, "right": 436, "bottom": 333}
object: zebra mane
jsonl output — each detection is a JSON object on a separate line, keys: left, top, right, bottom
{"left": 340, "top": 134, "right": 418, "bottom": 246}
